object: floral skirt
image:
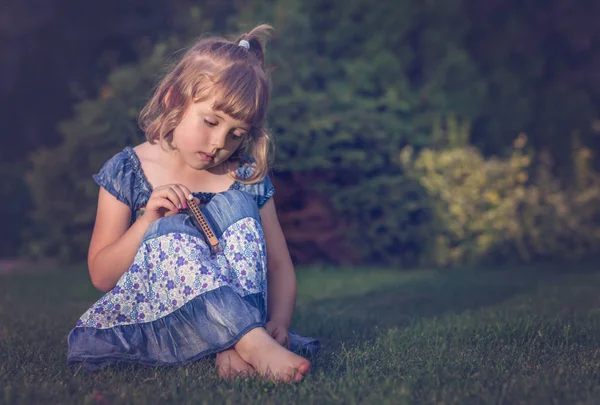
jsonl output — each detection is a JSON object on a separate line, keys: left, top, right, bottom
{"left": 67, "top": 190, "right": 318, "bottom": 371}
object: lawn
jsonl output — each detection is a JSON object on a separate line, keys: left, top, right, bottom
{"left": 1, "top": 263, "right": 599, "bottom": 404}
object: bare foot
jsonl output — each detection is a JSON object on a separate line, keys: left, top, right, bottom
{"left": 235, "top": 327, "right": 311, "bottom": 383}
{"left": 216, "top": 348, "right": 255, "bottom": 379}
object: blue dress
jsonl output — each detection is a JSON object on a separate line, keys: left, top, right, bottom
{"left": 67, "top": 147, "right": 318, "bottom": 371}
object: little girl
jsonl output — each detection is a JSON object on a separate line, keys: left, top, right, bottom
{"left": 67, "top": 24, "right": 318, "bottom": 383}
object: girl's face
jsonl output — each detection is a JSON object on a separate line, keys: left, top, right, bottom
{"left": 171, "top": 100, "right": 250, "bottom": 171}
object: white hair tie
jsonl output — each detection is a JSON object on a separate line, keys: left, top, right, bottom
{"left": 238, "top": 40, "right": 250, "bottom": 50}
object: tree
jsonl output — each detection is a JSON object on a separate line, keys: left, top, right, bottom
{"left": 232, "top": 0, "right": 487, "bottom": 264}
{"left": 465, "top": 0, "right": 600, "bottom": 169}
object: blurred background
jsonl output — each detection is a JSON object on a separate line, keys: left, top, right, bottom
{"left": 1, "top": 0, "right": 600, "bottom": 270}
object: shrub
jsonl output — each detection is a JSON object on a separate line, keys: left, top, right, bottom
{"left": 400, "top": 129, "right": 600, "bottom": 267}
{"left": 234, "top": 0, "right": 487, "bottom": 265}
{"left": 518, "top": 145, "right": 600, "bottom": 261}
{"left": 400, "top": 134, "right": 529, "bottom": 267}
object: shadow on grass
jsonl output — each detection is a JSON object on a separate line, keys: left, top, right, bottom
{"left": 294, "top": 267, "right": 558, "bottom": 351}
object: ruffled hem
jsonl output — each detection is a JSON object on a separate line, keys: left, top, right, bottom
{"left": 67, "top": 286, "right": 319, "bottom": 371}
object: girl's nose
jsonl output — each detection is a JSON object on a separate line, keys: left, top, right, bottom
{"left": 211, "top": 129, "right": 228, "bottom": 150}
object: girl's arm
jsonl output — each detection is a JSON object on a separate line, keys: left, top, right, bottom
{"left": 260, "top": 198, "right": 297, "bottom": 329}
{"left": 89, "top": 183, "right": 195, "bottom": 292}
{"left": 87, "top": 188, "right": 154, "bottom": 292}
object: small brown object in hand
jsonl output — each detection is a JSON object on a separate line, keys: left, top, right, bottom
{"left": 186, "top": 196, "right": 221, "bottom": 256}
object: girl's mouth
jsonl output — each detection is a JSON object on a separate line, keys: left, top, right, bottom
{"left": 198, "top": 152, "right": 214, "bottom": 161}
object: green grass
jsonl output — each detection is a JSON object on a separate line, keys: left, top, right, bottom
{"left": 1, "top": 263, "right": 600, "bottom": 404}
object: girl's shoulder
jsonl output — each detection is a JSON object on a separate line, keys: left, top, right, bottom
{"left": 96, "top": 146, "right": 140, "bottom": 174}
{"left": 92, "top": 146, "right": 150, "bottom": 208}
{"left": 233, "top": 155, "right": 275, "bottom": 208}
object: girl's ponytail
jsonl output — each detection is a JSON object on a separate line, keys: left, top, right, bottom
{"left": 236, "top": 24, "right": 274, "bottom": 70}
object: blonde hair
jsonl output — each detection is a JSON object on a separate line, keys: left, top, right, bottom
{"left": 139, "top": 24, "right": 274, "bottom": 184}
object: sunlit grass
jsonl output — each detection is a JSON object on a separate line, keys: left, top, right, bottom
{"left": 1, "top": 263, "right": 599, "bottom": 404}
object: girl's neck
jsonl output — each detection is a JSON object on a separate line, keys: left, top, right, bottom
{"left": 135, "top": 142, "right": 237, "bottom": 194}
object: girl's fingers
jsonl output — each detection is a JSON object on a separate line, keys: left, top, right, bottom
{"left": 184, "top": 193, "right": 201, "bottom": 206}
{"left": 153, "top": 185, "right": 182, "bottom": 208}
{"left": 185, "top": 194, "right": 199, "bottom": 204}
{"left": 163, "top": 187, "right": 184, "bottom": 210}
{"left": 173, "top": 185, "right": 191, "bottom": 209}
{"left": 152, "top": 197, "right": 178, "bottom": 213}
{"left": 176, "top": 184, "right": 193, "bottom": 199}
{"left": 175, "top": 185, "right": 200, "bottom": 210}
{"left": 152, "top": 184, "right": 196, "bottom": 212}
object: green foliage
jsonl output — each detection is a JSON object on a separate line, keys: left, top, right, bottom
{"left": 25, "top": 0, "right": 488, "bottom": 264}
{"left": 400, "top": 135, "right": 530, "bottom": 267}
{"left": 238, "top": 0, "right": 487, "bottom": 174}
{"left": 1, "top": 0, "right": 205, "bottom": 164}
{"left": 464, "top": 0, "right": 600, "bottom": 161}
{"left": 517, "top": 144, "right": 600, "bottom": 261}
{"left": 22, "top": 0, "right": 600, "bottom": 267}
{"left": 329, "top": 175, "right": 431, "bottom": 267}
{"left": 233, "top": 0, "right": 488, "bottom": 265}
{"left": 401, "top": 131, "right": 600, "bottom": 267}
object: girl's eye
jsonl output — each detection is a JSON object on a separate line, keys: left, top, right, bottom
{"left": 204, "top": 119, "right": 217, "bottom": 127}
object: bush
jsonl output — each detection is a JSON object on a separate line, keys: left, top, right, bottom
{"left": 400, "top": 130, "right": 600, "bottom": 267}
{"left": 234, "top": 0, "right": 487, "bottom": 265}
{"left": 328, "top": 174, "right": 431, "bottom": 267}
{"left": 518, "top": 145, "right": 600, "bottom": 261}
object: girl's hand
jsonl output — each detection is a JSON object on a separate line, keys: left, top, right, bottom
{"left": 265, "top": 321, "right": 290, "bottom": 348}
{"left": 141, "top": 184, "right": 198, "bottom": 224}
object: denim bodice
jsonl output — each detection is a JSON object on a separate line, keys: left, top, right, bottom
{"left": 92, "top": 146, "right": 275, "bottom": 224}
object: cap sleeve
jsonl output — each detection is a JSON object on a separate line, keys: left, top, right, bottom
{"left": 236, "top": 162, "right": 275, "bottom": 209}
{"left": 92, "top": 150, "right": 135, "bottom": 208}
{"left": 255, "top": 174, "right": 275, "bottom": 208}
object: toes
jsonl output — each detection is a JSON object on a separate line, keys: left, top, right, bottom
{"left": 292, "top": 361, "right": 311, "bottom": 383}
{"left": 271, "top": 360, "right": 311, "bottom": 383}
{"left": 297, "top": 360, "right": 311, "bottom": 375}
